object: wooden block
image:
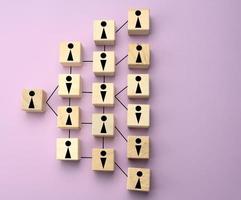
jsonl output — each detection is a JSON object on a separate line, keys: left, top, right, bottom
{"left": 92, "top": 148, "right": 115, "bottom": 171}
{"left": 127, "top": 104, "right": 150, "bottom": 128}
{"left": 92, "top": 113, "right": 114, "bottom": 137}
{"left": 58, "top": 74, "right": 82, "bottom": 98}
{"left": 92, "top": 83, "right": 114, "bottom": 107}
{"left": 128, "top": 43, "right": 150, "bottom": 69}
{"left": 127, "top": 74, "right": 150, "bottom": 98}
{"left": 127, "top": 168, "right": 150, "bottom": 192}
{"left": 93, "top": 20, "right": 115, "bottom": 45}
{"left": 128, "top": 9, "right": 150, "bottom": 35}
{"left": 93, "top": 51, "right": 115, "bottom": 76}
{"left": 59, "top": 41, "right": 82, "bottom": 67}
{"left": 56, "top": 138, "right": 80, "bottom": 160}
{"left": 21, "top": 89, "right": 46, "bottom": 112}
{"left": 57, "top": 106, "right": 80, "bottom": 129}
{"left": 127, "top": 136, "right": 149, "bottom": 159}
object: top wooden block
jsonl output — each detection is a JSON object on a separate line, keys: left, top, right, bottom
{"left": 93, "top": 20, "right": 115, "bottom": 45}
{"left": 128, "top": 9, "right": 150, "bottom": 35}
{"left": 59, "top": 41, "right": 82, "bottom": 67}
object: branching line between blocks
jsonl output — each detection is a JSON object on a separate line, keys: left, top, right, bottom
{"left": 115, "top": 86, "right": 127, "bottom": 97}
{"left": 115, "top": 126, "right": 127, "bottom": 142}
{"left": 46, "top": 85, "right": 59, "bottom": 103}
{"left": 46, "top": 102, "right": 58, "bottom": 117}
{"left": 115, "top": 96, "right": 128, "bottom": 110}
{"left": 116, "top": 20, "right": 128, "bottom": 33}
{"left": 116, "top": 55, "right": 128, "bottom": 66}
{"left": 115, "top": 162, "right": 128, "bottom": 177}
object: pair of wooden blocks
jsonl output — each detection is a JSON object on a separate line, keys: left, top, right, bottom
{"left": 56, "top": 138, "right": 150, "bottom": 192}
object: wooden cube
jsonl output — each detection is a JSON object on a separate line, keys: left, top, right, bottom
{"left": 92, "top": 83, "right": 114, "bottom": 107}
{"left": 127, "top": 74, "right": 150, "bottom": 98}
{"left": 21, "top": 89, "right": 46, "bottom": 112}
{"left": 127, "top": 136, "right": 149, "bottom": 159}
{"left": 93, "top": 51, "right": 115, "bottom": 76}
{"left": 127, "top": 167, "right": 150, "bottom": 192}
{"left": 56, "top": 138, "right": 80, "bottom": 160}
{"left": 93, "top": 20, "right": 115, "bottom": 45}
{"left": 59, "top": 41, "right": 82, "bottom": 67}
{"left": 92, "top": 148, "right": 115, "bottom": 171}
{"left": 58, "top": 74, "right": 82, "bottom": 98}
{"left": 92, "top": 113, "right": 114, "bottom": 137}
{"left": 128, "top": 9, "right": 150, "bottom": 35}
{"left": 57, "top": 106, "right": 80, "bottom": 129}
{"left": 127, "top": 104, "right": 150, "bottom": 128}
{"left": 128, "top": 43, "right": 150, "bottom": 69}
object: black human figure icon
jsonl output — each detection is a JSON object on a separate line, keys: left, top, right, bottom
{"left": 100, "top": 150, "right": 107, "bottom": 168}
{"left": 135, "top": 76, "right": 142, "bottom": 94}
{"left": 66, "top": 75, "right": 72, "bottom": 93}
{"left": 65, "top": 140, "right": 71, "bottom": 159}
{"left": 100, "top": 21, "right": 107, "bottom": 39}
{"left": 66, "top": 107, "right": 72, "bottom": 125}
{"left": 135, "top": 171, "right": 143, "bottom": 189}
{"left": 135, "top": 138, "right": 142, "bottom": 156}
{"left": 28, "top": 91, "right": 35, "bottom": 109}
{"left": 100, "top": 84, "right": 107, "bottom": 102}
{"left": 135, "top": 106, "right": 142, "bottom": 123}
{"left": 135, "top": 10, "right": 142, "bottom": 28}
{"left": 100, "top": 52, "right": 107, "bottom": 70}
{"left": 67, "top": 43, "right": 74, "bottom": 61}
{"left": 100, "top": 115, "right": 107, "bottom": 134}
{"left": 136, "top": 45, "right": 142, "bottom": 63}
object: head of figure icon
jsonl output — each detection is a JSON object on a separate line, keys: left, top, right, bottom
{"left": 66, "top": 76, "right": 72, "bottom": 82}
{"left": 29, "top": 91, "right": 35, "bottom": 97}
{"left": 100, "top": 150, "right": 106, "bottom": 156}
{"left": 135, "top": 106, "right": 141, "bottom": 112}
{"left": 101, "top": 21, "right": 107, "bottom": 27}
{"left": 101, "top": 115, "right": 107, "bottom": 122}
{"left": 137, "top": 171, "right": 143, "bottom": 177}
{"left": 68, "top": 43, "right": 74, "bottom": 49}
{"left": 135, "top": 10, "right": 141, "bottom": 16}
{"left": 135, "top": 138, "right": 142, "bottom": 144}
{"left": 136, "top": 45, "right": 142, "bottom": 51}
{"left": 65, "top": 140, "right": 71, "bottom": 147}
{"left": 101, "top": 52, "right": 106, "bottom": 59}
{"left": 66, "top": 107, "right": 72, "bottom": 113}
{"left": 135, "top": 76, "right": 141, "bottom": 82}
{"left": 100, "top": 84, "right": 106, "bottom": 90}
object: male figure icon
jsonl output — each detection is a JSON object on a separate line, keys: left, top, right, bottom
{"left": 100, "top": 84, "right": 107, "bottom": 102}
{"left": 100, "top": 150, "right": 107, "bottom": 168}
{"left": 65, "top": 75, "right": 72, "bottom": 93}
{"left": 100, "top": 52, "right": 107, "bottom": 70}
{"left": 135, "top": 105, "right": 142, "bottom": 123}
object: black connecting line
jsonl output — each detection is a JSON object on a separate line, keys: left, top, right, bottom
{"left": 115, "top": 162, "right": 128, "bottom": 177}
{"left": 46, "top": 85, "right": 59, "bottom": 117}
{"left": 115, "top": 86, "right": 127, "bottom": 97}
{"left": 116, "top": 55, "right": 128, "bottom": 66}
{"left": 103, "top": 45, "right": 106, "bottom": 51}
{"left": 83, "top": 60, "right": 93, "bottom": 63}
{"left": 81, "top": 122, "right": 92, "bottom": 125}
{"left": 116, "top": 20, "right": 128, "bottom": 33}
{"left": 115, "top": 126, "right": 127, "bottom": 142}
{"left": 115, "top": 96, "right": 128, "bottom": 110}
{"left": 81, "top": 156, "right": 92, "bottom": 159}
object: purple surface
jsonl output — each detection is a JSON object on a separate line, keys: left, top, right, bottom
{"left": 0, "top": 0, "right": 241, "bottom": 199}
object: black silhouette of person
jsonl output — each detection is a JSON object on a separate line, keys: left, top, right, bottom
{"left": 100, "top": 21, "right": 107, "bottom": 39}
{"left": 135, "top": 10, "right": 142, "bottom": 28}
{"left": 136, "top": 45, "right": 142, "bottom": 63}
{"left": 135, "top": 171, "right": 143, "bottom": 189}
{"left": 66, "top": 107, "right": 72, "bottom": 125}
{"left": 135, "top": 138, "right": 142, "bottom": 156}
{"left": 100, "top": 150, "right": 107, "bottom": 168}
{"left": 28, "top": 91, "right": 35, "bottom": 109}
{"left": 67, "top": 43, "right": 74, "bottom": 61}
{"left": 100, "top": 84, "right": 107, "bottom": 102}
{"left": 65, "top": 140, "right": 71, "bottom": 159}
{"left": 100, "top": 115, "right": 107, "bottom": 134}
{"left": 66, "top": 75, "right": 72, "bottom": 94}
{"left": 135, "top": 76, "right": 142, "bottom": 94}
{"left": 100, "top": 52, "right": 107, "bottom": 70}
{"left": 135, "top": 105, "right": 142, "bottom": 123}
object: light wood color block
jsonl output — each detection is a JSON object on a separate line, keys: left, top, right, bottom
{"left": 21, "top": 89, "right": 46, "bottom": 112}
{"left": 128, "top": 43, "right": 150, "bottom": 69}
{"left": 93, "top": 20, "right": 115, "bottom": 45}
{"left": 127, "top": 104, "right": 150, "bottom": 128}
{"left": 58, "top": 74, "right": 82, "bottom": 98}
{"left": 59, "top": 41, "right": 82, "bottom": 67}
{"left": 92, "top": 83, "right": 114, "bottom": 107}
{"left": 57, "top": 106, "right": 80, "bottom": 129}
{"left": 127, "top": 136, "right": 149, "bottom": 159}
{"left": 92, "top": 148, "right": 115, "bottom": 171}
{"left": 127, "top": 167, "right": 150, "bottom": 192}
{"left": 92, "top": 113, "right": 114, "bottom": 137}
{"left": 93, "top": 51, "right": 115, "bottom": 76}
{"left": 128, "top": 9, "right": 150, "bottom": 35}
{"left": 56, "top": 138, "right": 80, "bottom": 160}
{"left": 127, "top": 74, "right": 150, "bottom": 99}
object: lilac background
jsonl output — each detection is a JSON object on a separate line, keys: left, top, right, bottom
{"left": 0, "top": 0, "right": 241, "bottom": 199}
